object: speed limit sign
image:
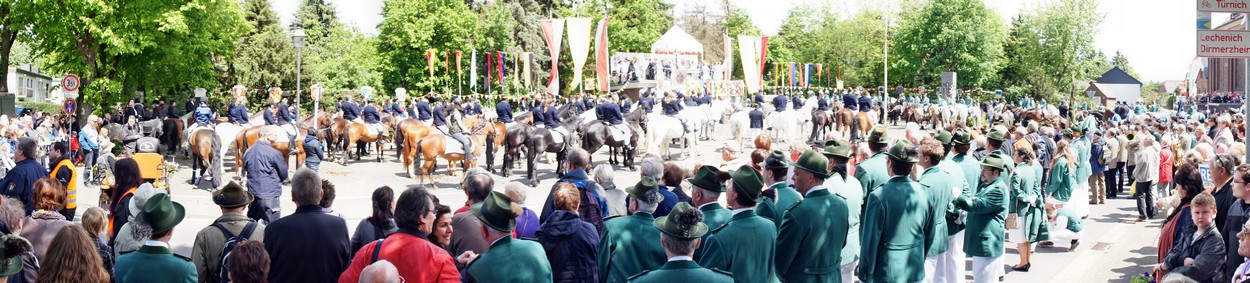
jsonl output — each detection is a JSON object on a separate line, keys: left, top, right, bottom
{"left": 62, "top": 74, "right": 80, "bottom": 92}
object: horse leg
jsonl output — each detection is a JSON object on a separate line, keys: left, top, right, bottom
{"left": 376, "top": 140, "right": 383, "bottom": 163}
{"left": 485, "top": 134, "right": 496, "bottom": 173}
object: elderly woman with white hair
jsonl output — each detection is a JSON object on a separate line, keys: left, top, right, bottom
{"left": 504, "top": 181, "right": 540, "bottom": 239}
{"left": 592, "top": 164, "right": 627, "bottom": 216}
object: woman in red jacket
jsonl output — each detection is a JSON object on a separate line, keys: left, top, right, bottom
{"left": 1158, "top": 141, "right": 1175, "bottom": 200}
{"left": 339, "top": 186, "right": 460, "bottom": 283}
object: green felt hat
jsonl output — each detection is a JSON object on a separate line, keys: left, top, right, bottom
{"left": 763, "top": 150, "right": 789, "bottom": 170}
{"left": 627, "top": 177, "right": 662, "bottom": 201}
{"left": 0, "top": 233, "right": 23, "bottom": 277}
{"left": 986, "top": 127, "right": 1008, "bottom": 142}
{"left": 822, "top": 139, "right": 852, "bottom": 159}
{"left": 471, "top": 191, "right": 517, "bottom": 232}
{"left": 886, "top": 139, "right": 919, "bottom": 164}
{"left": 980, "top": 153, "right": 1008, "bottom": 170}
{"left": 952, "top": 128, "right": 971, "bottom": 145}
{"left": 686, "top": 166, "right": 725, "bottom": 192}
{"left": 139, "top": 193, "right": 185, "bottom": 235}
{"left": 867, "top": 125, "right": 890, "bottom": 144}
{"left": 935, "top": 130, "right": 954, "bottom": 147}
{"left": 729, "top": 165, "right": 765, "bottom": 202}
{"left": 793, "top": 150, "right": 831, "bottom": 179}
{"left": 212, "top": 181, "right": 254, "bottom": 209}
{"left": 653, "top": 202, "right": 708, "bottom": 239}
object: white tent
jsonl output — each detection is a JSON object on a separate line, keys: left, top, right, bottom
{"left": 650, "top": 26, "right": 704, "bottom": 55}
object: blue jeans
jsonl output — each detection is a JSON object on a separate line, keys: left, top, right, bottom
{"left": 248, "top": 197, "right": 281, "bottom": 224}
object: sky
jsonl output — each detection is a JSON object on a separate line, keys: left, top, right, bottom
{"left": 269, "top": 0, "right": 1197, "bottom": 83}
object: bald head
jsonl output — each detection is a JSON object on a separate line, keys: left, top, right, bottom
{"left": 359, "top": 260, "right": 401, "bottom": 283}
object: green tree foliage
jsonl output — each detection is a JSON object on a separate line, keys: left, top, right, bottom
{"left": 231, "top": 0, "right": 297, "bottom": 98}
{"left": 603, "top": 0, "right": 673, "bottom": 53}
{"left": 306, "top": 26, "right": 381, "bottom": 108}
{"left": 726, "top": 7, "right": 761, "bottom": 80}
{"left": 28, "top": 0, "right": 246, "bottom": 114}
{"left": 292, "top": 0, "right": 339, "bottom": 47}
{"left": 0, "top": 1, "right": 36, "bottom": 92}
{"left": 890, "top": 0, "right": 1007, "bottom": 88}
{"left": 377, "top": 0, "right": 477, "bottom": 93}
{"left": 999, "top": 0, "right": 1102, "bottom": 101}
{"left": 772, "top": 3, "right": 887, "bottom": 88}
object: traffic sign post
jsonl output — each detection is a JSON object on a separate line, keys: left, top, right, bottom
{"left": 62, "top": 74, "right": 80, "bottom": 99}
{"left": 1199, "top": 0, "right": 1250, "bottom": 13}
{"left": 1196, "top": 0, "right": 1250, "bottom": 161}
{"left": 62, "top": 98, "right": 75, "bottom": 115}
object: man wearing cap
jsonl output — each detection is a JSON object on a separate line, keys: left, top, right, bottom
{"left": 115, "top": 193, "right": 196, "bottom": 282}
{"left": 855, "top": 126, "right": 892, "bottom": 196}
{"left": 191, "top": 181, "right": 265, "bottom": 282}
{"left": 857, "top": 140, "right": 931, "bottom": 283}
{"left": 756, "top": 151, "right": 802, "bottom": 225}
{"left": 821, "top": 140, "right": 864, "bottom": 283}
{"left": 776, "top": 150, "right": 851, "bottom": 283}
{"left": 689, "top": 166, "right": 731, "bottom": 230}
{"left": 463, "top": 191, "right": 553, "bottom": 282}
{"left": 976, "top": 126, "right": 1014, "bottom": 161}
{"left": 701, "top": 165, "right": 779, "bottom": 283}
{"left": 956, "top": 153, "right": 1011, "bottom": 283}
{"left": 599, "top": 177, "right": 667, "bottom": 283}
{"left": 628, "top": 202, "right": 733, "bottom": 283}
{"left": 932, "top": 131, "right": 972, "bottom": 283}
{"left": 950, "top": 129, "right": 981, "bottom": 193}
{"left": 416, "top": 97, "right": 433, "bottom": 125}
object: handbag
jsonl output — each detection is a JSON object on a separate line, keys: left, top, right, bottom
{"left": 1005, "top": 213, "right": 1020, "bottom": 229}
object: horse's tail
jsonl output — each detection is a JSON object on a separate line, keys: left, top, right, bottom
{"left": 414, "top": 138, "right": 424, "bottom": 176}
{"left": 210, "top": 133, "right": 222, "bottom": 187}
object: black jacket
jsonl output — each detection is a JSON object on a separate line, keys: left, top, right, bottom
{"left": 535, "top": 210, "right": 600, "bottom": 283}
{"left": 264, "top": 205, "right": 351, "bottom": 283}
{"left": 1165, "top": 224, "right": 1226, "bottom": 283}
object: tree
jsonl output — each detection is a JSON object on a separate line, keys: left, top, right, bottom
{"left": 998, "top": 0, "right": 1102, "bottom": 101}
{"left": 306, "top": 25, "right": 382, "bottom": 108}
{"left": 725, "top": 7, "right": 760, "bottom": 80}
{"left": 0, "top": 1, "right": 35, "bottom": 92}
{"left": 1110, "top": 50, "right": 1139, "bottom": 78}
{"left": 890, "top": 0, "right": 1007, "bottom": 88}
{"left": 292, "top": 0, "right": 339, "bottom": 47}
{"left": 377, "top": 0, "right": 478, "bottom": 93}
{"left": 603, "top": 0, "right": 673, "bottom": 53}
{"left": 230, "top": 0, "right": 298, "bottom": 107}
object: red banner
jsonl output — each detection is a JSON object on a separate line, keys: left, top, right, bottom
{"left": 426, "top": 50, "right": 435, "bottom": 77}
{"left": 540, "top": 19, "right": 565, "bottom": 94}
{"left": 456, "top": 51, "right": 463, "bottom": 74}
{"left": 594, "top": 18, "right": 610, "bottom": 92}
{"left": 758, "top": 36, "right": 769, "bottom": 87}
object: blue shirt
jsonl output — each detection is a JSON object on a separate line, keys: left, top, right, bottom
{"left": 654, "top": 185, "right": 679, "bottom": 217}
{"left": 416, "top": 101, "right": 432, "bottom": 120}
{"left": 0, "top": 159, "right": 48, "bottom": 214}
{"left": 843, "top": 93, "right": 858, "bottom": 110}
{"left": 341, "top": 102, "right": 360, "bottom": 121}
{"left": 194, "top": 105, "right": 213, "bottom": 125}
{"left": 772, "top": 95, "right": 788, "bottom": 110}
{"left": 749, "top": 109, "right": 764, "bottom": 129}
{"left": 362, "top": 105, "right": 381, "bottom": 123}
{"left": 229, "top": 103, "right": 250, "bottom": 124}
{"left": 432, "top": 106, "right": 447, "bottom": 126}
{"left": 496, "top": 101, "right": 513, "bottom": 123}
{"left": 858, "top": 96, "right": 872, "bottom": 112}
{"left": 598, "top": 102, "right": 623, "bottom": 125}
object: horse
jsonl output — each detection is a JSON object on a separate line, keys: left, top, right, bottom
{"left": 395, "top": 118, "right": 433, "bottom": 175}
{"left": 581, "top": 107, "right": 645, "bottom": 170}
{"left": 810, "top": 109, "right": 833, "bottom": 142}
{"left": 409, "top": 132, "right": 478, "bottom": 186}
{"left": 232, "top": 125, "right": 307, "bottom": 178}
{"left": 187, "top": 128, "right": 221, "bottom": 187}
{"left": 854, "top": 109, "right": 874, "bottom": 142}
{"left": 338, "top": 114, "right": 395, "bottom": 164}
{"left": 463, "top": 116, "right": 506, "bottom": 174}
{"left": 835, "top": 106, "right": 857, "bottom": 140}
{"left": 645, "top": 113, "right": 693, "bottom": 160}
{"left": 161, "top": 118, "right": 184, "bottom": 156}
{"left": 523, "top": 104, "right": 580, "bottom": 183}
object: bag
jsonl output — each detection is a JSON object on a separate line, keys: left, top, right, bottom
{"left": 211, "top": 221, "right": 258, "bottom": 283}
{"left": 1005, "top": 213, "right": 1020, "bottom": 229}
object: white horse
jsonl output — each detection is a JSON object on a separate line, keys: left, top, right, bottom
{"left": 675, "top": 105, "right": 707, "bottom": 146}
{"left": 645, "top": 113, "right": 693, "bottom": 159}
{"left": 728, "top": 110, "right": 752, "bottom": 148}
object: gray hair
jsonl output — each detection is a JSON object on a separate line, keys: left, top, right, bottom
{"left": 0, "top": 196, "right": 22, "bottom": 230}
{"left": 1213, "top": 154, "right": 1241, "bottom": 173}
{"left": 259, "top": 126, "right": 280, "bottom": 141}
{"left": 568, "top": 148, "right": 590, "bottom": 170}
{"left": 697, "top": 186, "right": 722, "bottom": 201}
{"left": 640, "top": 157, "right": 665, "bottom": 179}
{"left": 592, "top": 164, "right": 615, "bottom": 184}
{"left": 16, "top": 137, "right": 35, "bottom": 160}
{"left": 360, "top": 260, "right": 401, "bottom": 283}
{"left": 291, "top": 168, "right": 322, "bottom": 206}
{"left": 634, "top": 189, "right": 661, "bottom": 213}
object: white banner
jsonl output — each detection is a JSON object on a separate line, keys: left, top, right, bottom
{"left": 540, "top": 19, "right": 566, "bottom": 95}
{"left": 738, "top": 36, "right": 762, "bottom": 94}
{"left": 567, "top": 18, "right": 593, "bottom": 91}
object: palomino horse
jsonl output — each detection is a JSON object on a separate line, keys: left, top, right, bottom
{"left": 581, "top": 107, "right": 646, "bottom": 170}
{"left": 396, "top": 118, "right": 433, "bottom": 176}
{"left": 463, "top": 116, "right": 506, "bottom": 175}
{"left": 233, "top": 125, "right": 307, "bottom": 178}
{"left": 337, "top": 114, "right": 394, "bottom": 164}
{"left": 409, "top": 132, "right": 480, "bottom": 186}
{"left": 187, "top": 129, "right": 221, "bottom": 187}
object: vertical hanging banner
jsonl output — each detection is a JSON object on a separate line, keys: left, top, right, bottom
{"left": 513, "top": 52, "right": 519, "bottom": 86}
{"left": 758, "top": 36, "right": 769, "bottom": 88}
{"left": 594, "top": 18, "right": 611, "bottom": 92}
{"left": 804, "top": 64, "right": 812, "bottom": 87}
{"left": 816, "top": 64, "right": 823, "bottom": 85}
{"left": 523, "top": 52, "right": 533, "bottom": 89}
{"left": 499, "top": 52, "right": 506, "bottom": 85}
{"left": 444, "top": 51, "right": 450, "bottom": 76}
{"left": 788, "top": 62, "right": 796, "bottom": 87}
{"left": 456, "top": 51, "right": 463, "bottom": 75}
{"left": 722, "top": 34, "right": 733, "bottom": 80}
{"left": 470, "top": 50, "right": 478, "bottom": 90}
{"left": 426, "top": 50, "right": 436, "bottom": 78}
{"left": 567, "top": 18, "right": 593, "bottom": 91}
{"left": 540, "top": 19, "right": 566, "bottom": 95}
{"left": 737, "top": 35, "right": 761, "bottom": 93}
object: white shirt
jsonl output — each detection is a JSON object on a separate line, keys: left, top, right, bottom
{"left": 668, "top": 256, "right": 693, "bottom": 262}
{"left": 804, "top": 186, "right": 827, "bottom": 197}
{"left": 144, "top": 240, "right": 170, "bottom": 249}
{"left": 731, "top": 207, "right": 753, "bottom": 215}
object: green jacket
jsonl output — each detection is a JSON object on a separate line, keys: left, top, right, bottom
{"left": 705, "top": 210, "right": 781, "bottom": 283}
{"left": 627, "top": 260, "right": 733, "bottom": 283}
{"left": 1047, "top": 157, "right": 1075, "bottom": 202}
{"left": 1055, "top": 207, "right": 1084, "bottom": 232}
{"left": 700, "top": 203, "right": 732, "bottom": 232}
{"left": 938, "top": 158, "right": 971, "bottom": 235}
{"left": 694, "top": 203, "right": 732, "bottom": 269}
{"left": 950, "top": 154, "right": 982, "bottom": 195}
{"left": 775, "top": 189, "right": 851, "bottom": 283}
{"left": 858, "top": 176, "right": 931, "bottom": 283}
{"left": 1010, "top": 162, "right": 1048, "bottom": 243}
{"left": 918, "top": 166, "right": 956, "bottom": 256}
{"left": 600, "top": 212, "right": 667, "bottom": 283}
{"left": 824, "top": 173, "right": 863, "bottom": 265}
{"left": 855, "top": 153, "right": 891, "bottom": 196}
{"left": 114, "top": 244, "right": 197, "bottom": 283}
{"left": 957, "top": 177, "right": 1009, "bottom": 257}
{"left": 465, "top": 237, "right": 553, "bottom": 283}
{"left": 757, "top": 183, "right": 803, "bottom": 227}
{"left": 1073, "top": 137, "right": 1092, "bottom": 181}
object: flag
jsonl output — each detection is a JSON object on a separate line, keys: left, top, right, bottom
{"left": 722, "top": 34, "right": 733, "bottom": 80}
{"left": 789, "top": 62, "right": 795, "bottom": 87}
{"left": 426, "top": 50, "right": 435, "bottom": 78}
{"left": 523, "top": 52, "right": 532, "bottom": 89}
{"left": 736, "top": 36, "right": 761, "bottom": 93}
{"left": 594, "top": 18, "right": 611, "bottom": 92}
{"left": 470, "top": 50, "right": 477, "bottom": 90}
{"left": 804, "top": 64, "right": 812, "bottom": 87}
{"left": 759, "top": 36, "right": 769, "bottom": 87}
{"left": 456, "top": 51, "right": 462, "bottom": 75}
{"left": 540, "top": 19, "right": 566, "bottom": 95}
{"left": 445, "top": 51, "right": 450, "bottom": 77}
{"left": 567, "top": 18, "right": 592, "bottom": 90}
{"left": 499, "top": 52, "right": 506, "bottom": 85}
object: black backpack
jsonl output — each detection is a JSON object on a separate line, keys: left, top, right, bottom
{"left": 211, "top": 221, "right": 258, "bottom": 283}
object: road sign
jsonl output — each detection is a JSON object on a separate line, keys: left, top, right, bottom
{"left": 1198, "top": 30, "right": 1250, "bottom": 58}
{"left": 62, "top": 74, "right": 79, "bottom": 92}
{"left": 1199, "top": 12, "right": 1213, "bottom": 29}
{"left": 62, "top": 98, "right": 75, "bottom": 114}
{"left": 1199, "top": 0, "right": 1250, "bottom": 13}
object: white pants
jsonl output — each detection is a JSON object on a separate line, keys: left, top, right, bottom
{"left": 971, "top": 256, "right": 1003, "bottom": 283}
{"left": 420, "top": 119, "right": 432, "bottom": 126}
{"left": 1049, "top": 226, "right": 1083, "bottom": 245}
{"left": 840, "top": 259, "right": 858, "bottom": 283}
{"left": 927, "top": 231, "right": 966, "bottom": 283}
{"left": 1070, "top": 182, "right": 1091, "bottom": 218}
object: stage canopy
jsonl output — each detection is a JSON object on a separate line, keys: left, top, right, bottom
{"left": 650, "top": 26, "right": 704, "bottom": 55}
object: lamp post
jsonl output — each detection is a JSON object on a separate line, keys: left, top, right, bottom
{"left": 292, "top": 29, "right": 306, "bottom": 119}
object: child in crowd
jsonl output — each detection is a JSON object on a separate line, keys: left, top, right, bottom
{"left": 1155, "top": 192, "right": 1225, "bottom": 282}
{"left": 1040, "top": 204, "right": 1083, "bottom": 251}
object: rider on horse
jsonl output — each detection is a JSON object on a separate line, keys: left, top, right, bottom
{"left": 228, "top": 97, "right": 251, "bottom": 127}
{"left": 416, "top": 95, "right": 433, "bottom": 125}
{"left": 817, "top": 91, "right": 831, "bottom": 111}
{"left": 749, "top": 102, "right": 765, "bottom": 136}
{"left": 438, "top": 98, "right": 474, "bottom": 162}
{"left": 843, "top": 90, "right": 859, "bottom": 111}
{"left": 596, "top": 96, "right": 631, "bottom": 148}
{"left": 187, "top": 98, "right": 214, "bottom": 134}
{"left": 496, "top": 96, "right": 514, "bottom": 125}
{"left": 663, "top": 92, "right": 690, "bottom": 133}
{"left": 639, "top": 90, "right": 656, "bottom": 113}
{"left": 341, "top": 96, "right": 361, "bottom": 122}
{"left": 772, "top": 91, "right": 788, "bottom": 112}
{"left": 792, "top": 91, "right": 805, "bottom": 111}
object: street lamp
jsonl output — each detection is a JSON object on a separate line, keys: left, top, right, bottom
{"left": 292, "top": 29, "right": 306, "bottom": 119}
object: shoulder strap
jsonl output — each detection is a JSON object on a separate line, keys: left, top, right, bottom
{"left": 369, "top": 238, "right": 385, "bottom": 263}
{"left": 212, "top": 223, "right": 237, "bottom": 239}
{"left": 237, "top": 222, "right": 258, "bottom": 239}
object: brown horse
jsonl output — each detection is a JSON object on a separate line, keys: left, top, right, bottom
{"left": 855, "top": 111, "right": 874, "bottom": 142}
{"left": 835, "top": 108, "right": 856, "bottom": 141}
{"left": 161, "top": 118, "right": 184, "bottom": 156}
{"left": 811, "top": 109, "right": 833, "bottom": 142}
{"left": 397, "top": 119, "right": 433, "bottom": 177}
{"left": 338, "top": 114, "right": 395, "bottom": 164}
{"left": 187, "top": 129, "right": 220, "bottom": 187}
{"left": 410, "top": 132, "right": 480, "bottom": 186}
{"left": 233, "top": 125, "right": 307, "bottom": 177}
{"left": 463, "top": 116, "right": 506, "bottom": 174}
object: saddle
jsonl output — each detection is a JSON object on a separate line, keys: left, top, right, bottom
{"left": 353, "top": 121, "right": 382, "bottom": 137}
{"left": 550, "top": 127, "right": 567, "bottom": 145}
{"left": 607, "top": 123, "right": 630, "bottom": 142}
{"left": 442, "top": 135, "right": 469, "bottom": 155}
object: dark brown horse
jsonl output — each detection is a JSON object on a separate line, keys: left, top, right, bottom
{"left": 187, "top": 129, "right": 220, "bottom": 187}
{"left": 500, "top": 122, "right": 530, "bottom": 176}
{"left": 161, "top": 118, "right": 184, "bottom": 156}
{"left": 581, "top": 107, "right": 646, "bottom": 170}
{"left": 811, "top": 109, "right": 833, "bottom": 142}
{"left": 233, "top": 125, "right": 307, "bottom": 177}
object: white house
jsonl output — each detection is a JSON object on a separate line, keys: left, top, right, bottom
{"left": 6, "top": 64, "right": 53, "bottom": 102}
{"left": 1084, "top": 67, "right": 1142, "bottom": 108}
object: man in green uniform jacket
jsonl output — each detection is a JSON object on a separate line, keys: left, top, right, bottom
{"left": 757, "top": 151, "right": 803, "bottom": 226}
{"left": 956, "top": 153, "right": 1011, "bottom": 283}
{"left": 465, "top": 191, "right": 553, "bottom": 282}
{"left": 628, "top": 202, "right": 733, "bottom": 283}
{"left": 821, "top": 139, "right": 864, "bottom": 283}
{"left": 858, "top": 140, "right": 932, "bottom": 283}
{"left": 704, "top": 165, "right": 780, "bottom": 283}
{"left": 114, "top": 194, "right": 197, "bottom": 283}
{"left": 688, "top": 166, "right": 730, "bottom": 269}
{"left": 776, "top": 150, "right": 851, "bottom": 283}
{"left": 600, "top": 177, "right": 668, "bottom": 283}
{"left": 933, "top": 130, "right": 972, "bottom": 282}
{"left": 855, "top": 126, "right": 892, "bottom": 198}
{"left": 951, "top": 129, "right": 982, "bottom": 194}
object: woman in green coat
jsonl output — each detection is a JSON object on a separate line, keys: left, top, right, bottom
{"left": 1008, "top": 146, "right": 1047, "bottom": 272}
{"left": 1046, "top": 140, "right": 1077, "bottom": 207}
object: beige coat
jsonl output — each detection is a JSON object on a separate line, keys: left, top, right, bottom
{"left": 191, "top": 212, "right": 265, "bottom": 283}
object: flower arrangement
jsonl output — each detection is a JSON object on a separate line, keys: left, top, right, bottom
{"left": 1130, "top": 272, "right": 1155, "bottom": 283}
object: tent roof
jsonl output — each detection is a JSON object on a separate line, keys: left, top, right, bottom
{"left": 650, "top": 26, "right": 704, "bottom": 55}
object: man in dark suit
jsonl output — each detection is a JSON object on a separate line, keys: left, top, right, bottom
{"left": 264, "top": 169, "right": 351, "bottom": 283}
